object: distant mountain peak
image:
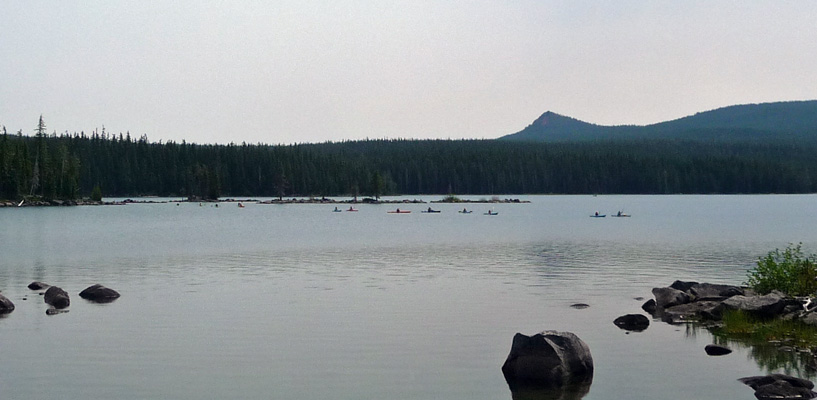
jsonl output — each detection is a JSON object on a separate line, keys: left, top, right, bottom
{"left": 500, "top": 100, "right": 817, "bottom": 142}
{"left": 533, "top": 111, "right": 559, "bottom": 126}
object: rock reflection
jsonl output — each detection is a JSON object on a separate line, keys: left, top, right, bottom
{"left": 685, "top": 323, "right": 817, "bottom": 379}
{"left": 509, "top": 381, "right": 592, "bottom": 400}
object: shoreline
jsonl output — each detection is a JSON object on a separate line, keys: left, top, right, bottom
{"left": 1, "top": 197, "right": 530, "bottom": 207}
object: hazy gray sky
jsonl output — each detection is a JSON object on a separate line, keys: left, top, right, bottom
{"left": 2, "top": 1, "right": 816, "bottom": 144}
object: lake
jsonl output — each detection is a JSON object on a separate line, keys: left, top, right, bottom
{"left": 2, "top": 194, "right": 817, "bottom": 399}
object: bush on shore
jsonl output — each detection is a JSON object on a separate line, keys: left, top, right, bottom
{"left": 746, "top": 243, "right": 817, "bottom": 297}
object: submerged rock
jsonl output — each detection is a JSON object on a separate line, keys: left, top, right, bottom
{"left": 27, "top": 281, "right": 50, "bottom": 290}
{"left": 502, "top": 331, "right": 594, "bottom": 390}
{"left": 0, "top": 293, "right": 14, "bottom": 314}
{"left": 613, "top": 314, "right": 650, "bottom": 331}
{"left": 79, "top": 284, "right": 120, "bottom": 302}
{"left": 704, "top": 344, "right": 732, "bottom": 356}
{"left": 44, "top": 286, "right": 70, "bottom": 309}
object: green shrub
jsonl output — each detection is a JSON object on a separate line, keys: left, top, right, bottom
{"left": 746, "top": 243, "right": 817, "bottom": 296}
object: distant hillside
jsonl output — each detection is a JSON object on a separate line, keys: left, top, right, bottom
{"left": 501, "top": 100, "right": 817, "bottom": 142}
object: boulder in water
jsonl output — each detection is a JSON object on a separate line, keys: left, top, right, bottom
{"left": 502, "top": 331, "right": 594, "bottom": 390}
{"left": 28, "top": 281, "right": 50, "bottom": 290}
{"left": 0, "top": 293, "right": 14, "bottom": 314}
{"left": 613, "top": 314, "right": 650, "bottom": 331}
{"left": 44, "top": 286, "right": 70, "bottom": 309}
{"left": 739, "top": 374, "right": 816, "bottom": 400}
{"left": 704, "top": 344, "right": 732, "bottom": 356}
{"left": 79, "top": 284, "right": 120, "bottom": 302}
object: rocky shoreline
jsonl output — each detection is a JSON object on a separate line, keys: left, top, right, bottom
{"left": 642, "top": 281, "right": 815, "bottom": 327}
{"left": 1, "top": 196, "right": 529, "bottom": 207}
{"left": 638, "top": 280, "right": 817, "bottom": 399}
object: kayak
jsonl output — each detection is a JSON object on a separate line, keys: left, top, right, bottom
{"left": 346, "top": 208, "right": 358, "bottom": 212}
{"left": 387, "top": 210, "right": 411, "bottom": 214}
{"left": 458, "top": 210, "right": 473, "bottom": 214}
{"left": 611, "top": 214, "right": 630, "bottom": 217}
{"left": 590, "top": 214, "right": 606, "bottom": 218}
{"left": 484, "top": 211, "right": 498, "bottom": 216}
{"left": 421, "top": 210, "right": 441, "bottom": 213}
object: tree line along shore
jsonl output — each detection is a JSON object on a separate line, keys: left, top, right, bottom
{"left": 3, "top": 117, "right": 817, "bottom": 203}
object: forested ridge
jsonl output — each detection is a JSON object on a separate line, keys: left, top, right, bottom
{"left": 503, "top": 100, "right": 817, "bottom": 142}
{"left": 2, "top": 117, "right": 817, "bottom": 201}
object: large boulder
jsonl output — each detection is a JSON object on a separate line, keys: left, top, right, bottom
{"left": 652, "top": 287, "right": 691, "bottom": 309}
{"left": 502, "top": 331, "right": 594, "bottom": 390}
{"left": 719, "top": 291, "right": 796, "bottom": 319}
{"left": 44, "top": 286, "right": 70, "bottom": 309}
{"left": 0, "top": 293, "right": 14, "bottom": 314}
{"left": 613, "top": 314, "right": 650, "bottom": 331}
{"left": 79, "top": 284, "right": 120, "bottom": 302}
{"left": 739, "top": 374, "right": 816, "bottom": 400}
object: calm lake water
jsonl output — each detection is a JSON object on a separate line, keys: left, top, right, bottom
{"left": 2, "top": 194, "right": 817, "bottom": 399}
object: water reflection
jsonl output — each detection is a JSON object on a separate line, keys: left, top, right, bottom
{"left": 685, "top": 323, "right": 817, "bottom": 379}
{"left": 509, "top": 382, "right": 592, "bottom": 400}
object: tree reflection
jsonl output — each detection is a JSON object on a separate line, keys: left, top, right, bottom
{"left": 684, "top": 323, "right": 817, "bottom": 379}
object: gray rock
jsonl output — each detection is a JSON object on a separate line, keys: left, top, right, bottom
{"left": 704, "top": 344, "right": 732, "bottom": 356}
{"left": 28, "top": 281, "right": 50, "bottom": 290}
{"left": 739, "top": 374, "right": 816, "bottom": 400}
{"left": 802, "top": 312, "right": 817, "bottom": 326}
{"left": 689, "top": 283, "right": 744, "bottom": 300}
{"left": 79, "top": 284, "right": 120, "bottom": 302}
{"left": 642, "top": 299, "right": 656, "bottom": 314}
{"left": 662, "top": 300, "right": 724, "bottom": 322}
{"left": 613, "top": 314, "right": 650, "bottom": 331}
{"left": 719, "top": 291, "right": 796, "bottom": 319}
{"left": 0, "top": 293, "right": 14, "bottom": 314}
{"left": 44, "top": 286, "right": 70, "bottom": 309}
{"left": 669, "top": 280, "right": 698, "bottom": 292}
{"left": 652, "top": 287, "right": 691, "bottom": 309}
{"left": 502, "top": 331, "right": 594, "bottom": 390}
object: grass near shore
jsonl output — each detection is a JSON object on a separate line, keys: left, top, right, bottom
{"left": 712, "top": 310, "right": 817, "bottom": 349}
